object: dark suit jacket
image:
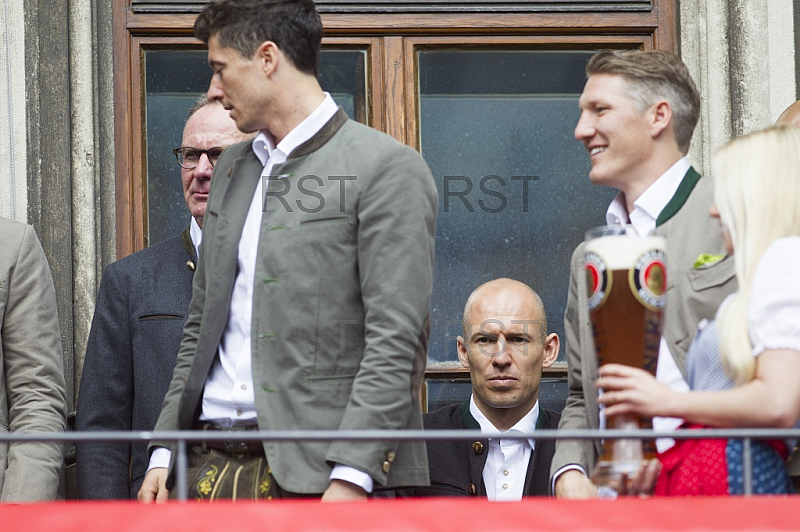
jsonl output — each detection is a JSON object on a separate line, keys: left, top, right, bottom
{"left": 412, "top": 401, "right": 560, "bottom": 498}
{"left": 153, "top": 108, "right": 438, "bottom": 493}
{"left": 75, "top": 229, "right": 196, "bottom": 499}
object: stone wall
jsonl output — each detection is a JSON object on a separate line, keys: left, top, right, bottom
{"left": 681, "top": 0, "right": 797, "bottom": 177}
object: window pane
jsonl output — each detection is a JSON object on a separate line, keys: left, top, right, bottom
{"left": 419, "top": 50, "right": 616, "bottom": 363}
{"left": 143, "top": 48, "right": 367, "bottom": 246}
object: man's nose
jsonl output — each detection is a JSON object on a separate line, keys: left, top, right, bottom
{"left": 491, "top": 338, "right": 512, "bottom": 365}
{"left": 208, "top": 78, "right": 224, "bottom": 102}
{"left": 574, "top": 111, "right": 593, "bottom": 141}
{"left": 193, "top": 152, "right": 214, "bottom": 177}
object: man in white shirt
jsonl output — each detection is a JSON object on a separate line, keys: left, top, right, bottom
{"left": 412, "top": 279, "right": 560, "bottom": 500}
{"left": 139, "top": 0, "right": 436, "bottom": 502}
{"left": 550, "top": 50, "right": 737, "bottom": 498}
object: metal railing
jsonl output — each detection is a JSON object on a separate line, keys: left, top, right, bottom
{"left": 7, "top": 428, "right": 800, "bottom": 500}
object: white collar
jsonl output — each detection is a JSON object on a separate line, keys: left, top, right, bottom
{"left": 605, "top": 157, "right": 690, "bottom": 236}
{"left": 469, "top": 395, "right": 539, "bottom": 449}
{"left": 251, "top": 92, "right": 339, "bottom": 167}
{"left": 189, "top": 216, "right": 202, "bottom": 253}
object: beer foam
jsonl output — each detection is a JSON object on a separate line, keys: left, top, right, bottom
{"left": 585, "top": 235, "right": 666, "bottom": 269}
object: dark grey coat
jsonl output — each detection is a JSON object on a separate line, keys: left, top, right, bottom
{"left": 412, "top": 401, "right": 560, "bottom": 498}
{"left": 75, "top": 229, "right": 195, "bottom": 499}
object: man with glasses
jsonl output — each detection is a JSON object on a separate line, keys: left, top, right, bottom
{"left": 75, "top": 96, "right": 250, "bottom": 499}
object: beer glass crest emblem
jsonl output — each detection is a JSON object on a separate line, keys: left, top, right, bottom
{"left": 585, "top": 251, "right": 610, "bottom": 312}
{"left": 629, "top": 249, "right": 667, "bottom": 311}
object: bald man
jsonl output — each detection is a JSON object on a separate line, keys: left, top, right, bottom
{"left": 412, "top": 279, "right": 561, "bottom": 499}
{"left": 776, "top": 100, "right": 800, "bottom": 126}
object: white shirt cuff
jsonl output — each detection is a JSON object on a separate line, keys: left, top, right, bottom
{"left": 551, "top": 464, "right": 588, "bottom": 496}
{"left": 329, "top": 464, "right": 374, "bottom": 493}
{"left": 147, "top": 447, "right": 172, "bottom": 474}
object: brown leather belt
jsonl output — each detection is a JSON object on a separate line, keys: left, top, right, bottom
{"left": 194, "top": 422, "right": 264, "bottom": 454}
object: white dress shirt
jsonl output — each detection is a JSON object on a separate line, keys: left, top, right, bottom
{"left": 605, "top": 157, "right": 691, "bottom": 452}
{"left": 149, "top": 94, "right": 372, "bottom": 492}
{"left": 189, "top": 217, "right": 202, "bottom": 253}
{"left": 470, "top": 396, "right": 539, "bottom": 501}
{"left": 197, "top": 95, "right": 339, "bottom": 426}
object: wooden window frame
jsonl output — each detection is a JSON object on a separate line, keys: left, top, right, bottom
{"left": 113, "top": 0, "right": 676, "bottom": 380}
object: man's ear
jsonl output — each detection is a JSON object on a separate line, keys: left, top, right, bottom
{"left": 649, "top": 100, "right": 672, "bottom": 139}
{"left": 541, "top": 333, "right": 559, "bottom": 368}
{"left": 456, "top": 336, "right": 470, "bottom": 369}
{"left": 256, "top": 40, "right": 280, "bottom": 76}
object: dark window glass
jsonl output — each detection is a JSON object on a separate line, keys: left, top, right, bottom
{"left": 419, "top": 50, "right": 616, "bottom": 364}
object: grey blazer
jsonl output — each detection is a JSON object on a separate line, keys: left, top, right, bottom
{"left": 551, "top": 169, "right": 738, "bottom": 477}
{"left": 0, "top": 217, "right": 67, "bottom": 501}
{"left": 75, "top": 229, "right": 196, "bottom": 499}
{"left": 153, "top": 108, "right": 437, "bottom": 493}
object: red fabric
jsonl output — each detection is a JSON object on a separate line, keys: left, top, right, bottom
{"left": 765, "top": 439, "right": 788, "bottom": 459}
{"left": 654, "top": 424, "right": 790, "bottom": 496}
{"left": 3, "top": 498, "right": 800, "bottom": 532}
{"left": 655, "top": 424, "right": 728, "bottom": 496}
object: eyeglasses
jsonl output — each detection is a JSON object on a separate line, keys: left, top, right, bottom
{"left": 172, "top": 147, "right": 226, "bottom": 169}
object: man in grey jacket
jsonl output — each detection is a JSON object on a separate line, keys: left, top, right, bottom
{"left": 551, "top": 50, "right": 736, "bottom": 498}
{"left": 0, "top": 217, "right": 67, "bottom": 501}
{"left": 75, "top": 97, "right": 248, "bottom": 499}
{"left": 139, "top": 0, "right": 436, "bottom": 502}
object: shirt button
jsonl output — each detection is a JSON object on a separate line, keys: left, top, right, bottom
{"left": 503, "top": 470, "right": 509, "bottom": 476}
{"left": 502, "top": 483, "right": 508, "bottom": 490}
{"left": 241, "top": 384, "right": 247, "bottom": 390}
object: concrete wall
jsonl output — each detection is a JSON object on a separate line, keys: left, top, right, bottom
{"left": 0, "top": 0, "right": 27, "bottom": 221}
{"left": 11, "top": 0, "right": 115, "bottom": 415}
{"left": 681, "top": 0, "right": 797, "bottom": 177}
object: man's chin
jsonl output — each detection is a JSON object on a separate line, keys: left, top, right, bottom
{"left": 190, "top": 203, "right": 206, "bottom": 222}
{"left": 588, "top": 169, "right": 607, "bottom": 184}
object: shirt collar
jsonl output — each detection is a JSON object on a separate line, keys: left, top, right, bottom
{"left": 251, "top": 93, "right": 338, "bottom": 168}
{"left": 469, "top": 395, "right": 539, "bottom": 449}
{"left": 605, "top": 157, "right": 690, "bottom": 236}
{"left": 189, "top": 216, "right": 202, "bottom": 253}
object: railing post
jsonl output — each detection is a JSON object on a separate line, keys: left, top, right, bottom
{"left": 742, "top": 437, "right": 753, "bottom": 496}
{"left": 176, "top": 439, "right": 188, "bottom": 502}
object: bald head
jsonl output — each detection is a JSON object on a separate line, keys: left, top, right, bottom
{"left": 462, "top": 278, "right": 547, "bottom": 342}
{"left": 457, "top": 278, "right": 558, "bottom": 430}
{"left": 777, "top": 100, "right": 800, "bottom": 127}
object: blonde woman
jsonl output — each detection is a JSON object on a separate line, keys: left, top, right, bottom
{"left": 597, "top": 125, "right": 800, "bottom": 495}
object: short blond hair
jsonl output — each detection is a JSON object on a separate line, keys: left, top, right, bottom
{"left": 586, "top": 50, "right": 700, "bottom": 154}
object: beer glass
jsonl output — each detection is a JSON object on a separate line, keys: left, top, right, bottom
{"left": 584, "top": 225, "right": 666, "bottom": 489}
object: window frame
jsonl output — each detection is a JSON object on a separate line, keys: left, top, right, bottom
{"left": 113, "top": 0, "right": 676, "bottom": 388}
